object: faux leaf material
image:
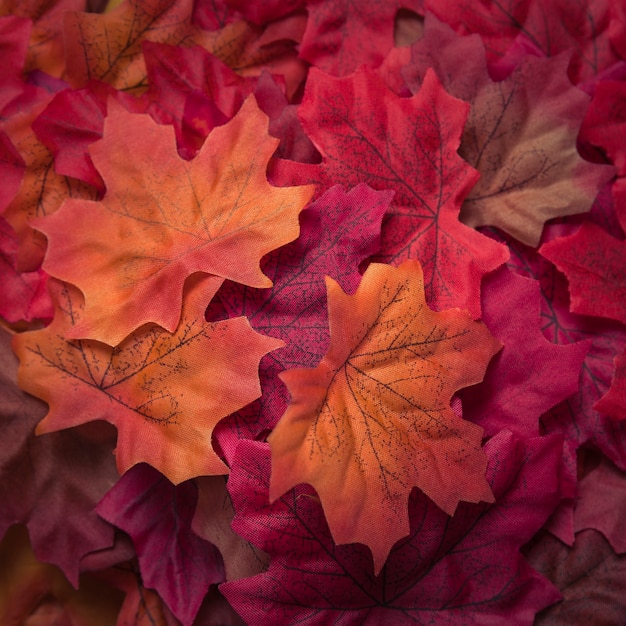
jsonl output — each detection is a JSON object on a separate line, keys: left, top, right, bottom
{"left": 12, "top": 275, "right": 282, "bottom": 483}
{"left": 268, "top": 260, "right": 499, "bottom": 572}
{"left": 37, "top": 95, "right": 313, "bottom": 345}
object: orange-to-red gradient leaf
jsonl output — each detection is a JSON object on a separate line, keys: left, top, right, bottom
{"left": 268, "top": 260, "right": 500, "bottom": 573}
{"left": 12, "top": 274, "right": 283, "bottom": 484}
{"left": 36, "top": 95, "right": 313, "bottom": 346}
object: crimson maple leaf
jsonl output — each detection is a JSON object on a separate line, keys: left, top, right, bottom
{"left": 273, "top": 65, "right": 508, "bottom": 317}
{"left": 540, "top": 222, "right": 626, "bottom": 327}
{"left": 402, "top": 15, "right": 613, "bottom": 246}
{"left": 221, "top": 433, "right": 563, "bottom": 624}
{"left": 96, "top": 464, "right": 224, "bottom": 626}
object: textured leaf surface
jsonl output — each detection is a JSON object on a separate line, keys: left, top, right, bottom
{"left": 403, "top": 16, "right": 613, "bottom": 246}
{"left": 213, "top": 184, "right": 390, "bottom": 453}
{"left": 268, "top": 260, "right": 499, "bottom": 572}
{"left": 0, "top": 328, "right": 119, "bottom": 586}
{"left": 424, "top": 0, "right": 619, "bottom": 84}
{"left": 37, "top": 96, "right": 313, "bottom": 345}
{"left": 595, "top": 349, "right": 626, "bottom": 419}
{"left": 275, "top": 65, "right": 508, "bottom": 316}
{"left": 12, "top": 275, "right": 282, "bottom": 483}
{"left": 96, "top": 464, "right": 223, "bottom": 626}
{"left": 540, "top": 222, "right": 626, "bottom": 326}
{"left": 299, "top": 0, "right": 421, "bottom": 76}
{"left": 460, "top": 266, "right": 589, "bottom": 437}
{"left": 223, "top": 433, "right": 562, "bottom": 624}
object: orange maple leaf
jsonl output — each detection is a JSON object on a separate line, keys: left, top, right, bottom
{"left": 12, "top": 274, "right": 283, "bottom": 484}
{"left": 268, "top": 260, "right": 500, "bottom": 573}
{"left": 36, "top": 95, "right": 313, "bottom": 345}
{"left": 2, "top": 104, "right": 97, "bottom": 272}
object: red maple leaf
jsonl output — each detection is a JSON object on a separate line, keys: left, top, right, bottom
{"left": 460, "top": 266, "right": 589, "bottom": 437}
{"left": 423, "top": 0, "right": 620, "bottom": 85}
{"left": 221, "top": 433, "right": 562, "bottom": 624}
{"left": 595, "top": 349, "right": 626, "bottom": 419}
{"left": 36, "top": 96, "right": 313, "bottom": 345}
{"left": 96, "top": 464, "right": 224, "bottom": 626}
{"left": 273, "top": 65, "right": 508, "bottom": 316}
{"left": 540, "top": 222, "right": 626, "bottom": 327}
{"left": 299, "top": 0, "right": 423, "bottom": 76}
{"left": 403, "top": 15, "right": 613, "bottom": 246}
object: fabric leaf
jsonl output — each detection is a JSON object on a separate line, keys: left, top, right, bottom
{"left": 460, "top": 266, "right": 589, "bottom": 436}
{"left": 540, "top": 222, "right": 626, "bottom": 327}
{"left": 268, "top": 260, "right": 500, "bottom": 573}
{"left": 223, "top": 432, "right": 562, "bottom": 624}
{"left": 423, "top": 0, "right": 619, "bottom": 85}
{"left": 36, "top": 95, "right": 313, "bottom": 345}
{"left": 12, "top": 275, "right": 282, "bottom": 484}
{"left": 96, "top": 464, "right": 223, "bottom": 626}
{"left": 403, "top": 16, "right": 614, "bottom": 246}
{"left": 595, "top": 350, "right": 626, "bottom": 419}
{"left": 274, "top": 65, "right": 508, "bottom": 316}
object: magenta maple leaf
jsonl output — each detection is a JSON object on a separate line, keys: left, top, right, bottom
{"left": 299, "top": 0, "right": 423, "bottom": 76}
{"left": 423, "top": 0, "right": 620, "bottom": 85}
{"left": 272, "top": 65, "right": 508, "bottom": 317}
{"left": 221, "top": 431, "right": 563, "bottom": 624}
{"left": 212, "top": 183, "right": 390, "bottom": 459}
{"left": 96, "top": 463, "right": 224, "bottom": 626}
{"left": 459, "top": 266, "right": 589, "bottom": 437}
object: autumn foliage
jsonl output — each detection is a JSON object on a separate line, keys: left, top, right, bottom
{"left": 1, "top": 1, "right": 626, "bottom": 625}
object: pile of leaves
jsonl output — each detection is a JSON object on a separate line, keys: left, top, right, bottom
{"left": 2, "top": 0, "right": 626, "bottom": 623}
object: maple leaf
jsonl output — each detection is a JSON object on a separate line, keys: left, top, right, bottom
{"left": 12, "top": 275, "right": 282, "bottom": 484}
{"left": 273, "top": 65, "right": 508, "bottom": 316}
{"left": 525, "top": 529, "right": 626, "bottom": 625}
{"left": 268, "top": 260, "right": 500, "bottom": 572}
{"left": 423, "top": 0, "right": 620, "bottom": 85}
{"left": 222, "top": 432, "right": 562, "bottom": 624}
{"left": 96, "top": 464, "right": 224, "bottom": 625}
{"left": 299, "top": 0, "right": 423, "bottom": 76}
{"left": 1, "top": 98, "right": 98, "bottom": 272}
{"left": 0, "top": 327, "right": 119, "bottom": 586}
{"left": 213, "top": 184, "right": 390, "bottom": 456}
{"left": 0, "top": 0, "right": 86, "bottom": 78}
{"left": 540, "top": 222, "right": 626, "bottom": 327}
{"left": 36, "top": 95, "right": 313, "bottom": 345}
{"left": 403, "top": 16, "right": 614, "bottom": 247}
{"left": 460, "top": 266, "right": 589, "bottom": 437}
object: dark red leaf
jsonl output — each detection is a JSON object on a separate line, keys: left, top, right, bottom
{"left": 221, "top": 431, "right": 563, "bottom": 624}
